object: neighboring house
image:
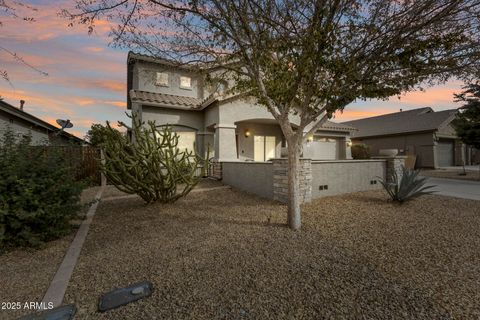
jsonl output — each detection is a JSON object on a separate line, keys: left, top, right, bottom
{"left": 0, "top": 99, "right": 84, "bottom": 145}
{"left": 127, "top": 52, "right": 355, "bottom": 161}
{"left": 343, "top": 107, "right": 474, "bottom": 168}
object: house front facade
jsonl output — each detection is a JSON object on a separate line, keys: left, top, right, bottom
{"left": 127, "top": 52, "right": 354, "bottom": 162}
{"left": 343, "top": 108, "right": 476, "bottom": 168}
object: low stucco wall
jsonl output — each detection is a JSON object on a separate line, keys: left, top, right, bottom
{"left": 222, "top": 161, "right": 273, "bottom": 199}
{"left": 311, "top": 160, "right": 386, "bottom": 198}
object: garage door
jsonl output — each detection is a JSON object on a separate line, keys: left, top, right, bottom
{"left": 437, "top": 139, "right": 454, "bottom": 167}
{"left": 303, "top": 140, "right": 337, "bottom": 160}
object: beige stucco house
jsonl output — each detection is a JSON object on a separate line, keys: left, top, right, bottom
{"left": 127, "top": 52, "right": 355, "bottom": 162}
{"left": 343, "top": 108, "right": 475, "bottom": 168}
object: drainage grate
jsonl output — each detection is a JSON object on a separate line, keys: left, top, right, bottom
{"left": 98, "top": 281, "right": 153, "bottom": 312}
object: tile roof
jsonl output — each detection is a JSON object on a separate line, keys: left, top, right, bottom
{"left": 129, "top": 90, "right": 203, "bottom": 108}
{"left": 343, "top": 107, "right": 456, "bottom": 138}
{"left": 320, "top": 120, "right": 356, "bottom": 132}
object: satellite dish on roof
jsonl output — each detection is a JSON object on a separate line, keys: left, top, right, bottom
{"left": 56, "top": 119, "right": 74, "bottom": 129}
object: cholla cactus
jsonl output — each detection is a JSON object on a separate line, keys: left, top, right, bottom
{"left": 101, "top": 114, "right": 208, "bottom": 203}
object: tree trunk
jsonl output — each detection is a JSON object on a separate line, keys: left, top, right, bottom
{"left": 287, "top": 142, "right": 302, "bottom": 230}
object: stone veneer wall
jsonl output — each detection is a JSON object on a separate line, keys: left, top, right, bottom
{"left": 209, "top": 161, "right": 223, "bottom": 180}
{"left": 272, "top": 158, "right": 312, "bottom": 204}
{"left": 372, "top": 156, "right": 407, "bottom": 183}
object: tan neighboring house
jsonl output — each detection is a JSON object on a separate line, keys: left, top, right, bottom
{"left": 0, "top": 99, "right": 83, "bottom": 145}
{"left": 127, "top": 52, "right": 355, "bottom": 162}
{"left": 343, "top": 107, "right": 474, "bottom": 168}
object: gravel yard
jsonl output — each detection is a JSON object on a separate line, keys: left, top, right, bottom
{"left": 0, "top": 188, "right": 98, "bottom": 319}
{"left": 60, "top": 186, "right": 480, "bottom": 319}
{"left": 421, "top": 168, "right": 480, "bottom": 181}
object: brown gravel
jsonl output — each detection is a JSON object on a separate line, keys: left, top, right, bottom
{"left": 0, "top": 187, "right": 99, "bottom": 320}
{"left": 61, "top": 188, "right": 480, "bottom": 319}
{"left": 421, "top": 168, "right": 480, "bottom": 181}
{"left": 101, "top": 179, "right": 225, "bottom": 200}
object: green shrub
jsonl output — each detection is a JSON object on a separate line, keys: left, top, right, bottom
{"left": 351, "top": 144, "right": 370, "bottom": 159}
{"left": 0, "top": 128, "right": 85, "bottom": 248}
{"left": 379, "top": 165, "right": 435, "bottom": 203}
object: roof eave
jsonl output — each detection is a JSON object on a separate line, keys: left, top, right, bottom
{"left": 352, "top": 129, "right": 437, "bottom": 139}
{"left": 131, "top": 99, "right": 200, "bottom": 111}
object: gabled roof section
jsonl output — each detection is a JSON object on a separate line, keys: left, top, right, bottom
{"left": 343, "top": 107, "right": 457, "bottom": 138}
{"left": 0, "top": 99, "right": 84, "bottom": 143}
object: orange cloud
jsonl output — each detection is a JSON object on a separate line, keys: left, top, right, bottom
{"left": 387, "top": 80, "right": 464, "bottom": 107}
{"left": 74, "top": 98, "right": 96, "bottom": 106}
{"left": 0, "top": 90, "right": 74, "bottom": 116}
{"left": 85, "top": 46, "right": 105, "bottom": 53}
{"left": 334, "top": 108, "right": 394, "bottom": 121}
{"left": 104, "top": 100, "right": 126, "bottom": 108}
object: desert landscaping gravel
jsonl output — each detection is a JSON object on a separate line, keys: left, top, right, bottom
{"left": 0, "top": 188, "right": 98, "bottom": 319}
{"left": 58, "top": 184, "right": 480, "bottom": 319}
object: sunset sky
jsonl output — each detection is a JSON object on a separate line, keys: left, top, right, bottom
{"left": 0, "top": 0, "right": 466, "bottom": 139}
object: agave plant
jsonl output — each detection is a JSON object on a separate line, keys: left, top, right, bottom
{"left": 379, "top": 165, "right": 436, "bottom": 203}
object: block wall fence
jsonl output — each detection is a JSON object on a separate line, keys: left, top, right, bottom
{"left": 216, "top": 156, "right": 406, "bottom": 203}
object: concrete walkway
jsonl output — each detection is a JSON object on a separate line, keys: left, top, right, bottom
{"left": 41, "top": 187, "right": 104, "bottom": 308}
{"left": 423, "top": 177, "right": 480, "bottom": 201}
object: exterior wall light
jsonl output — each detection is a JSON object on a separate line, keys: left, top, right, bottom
{"left": 307, "top": 135, "right": 314, "bottom": 142}
{"left": 346, "top": 140, "right": 353, "bottom": 147}
{"left": 245, "top": 129, "right": 251, "bottom": 137}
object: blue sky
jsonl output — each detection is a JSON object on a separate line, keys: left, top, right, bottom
{"left": 0, "top": 0, "right": 465, "bottom": 138}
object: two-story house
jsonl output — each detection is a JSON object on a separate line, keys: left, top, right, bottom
{"left": 127, "top": 52, "right": 355, "bottom": 161}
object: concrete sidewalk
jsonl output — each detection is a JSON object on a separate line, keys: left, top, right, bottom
{"left": 438, "top": 166, "right": 480, "bottom": 172}
{"left": 423, "top": 177, "right": 480, "bottom": 201}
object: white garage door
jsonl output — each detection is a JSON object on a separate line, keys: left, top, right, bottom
{"left": 303, "top": 140, "right": 337, "bottom": 160}
{"left": 437, "top": 139, "right": 454, "bottom": 167}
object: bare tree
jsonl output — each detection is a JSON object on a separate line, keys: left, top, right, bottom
{"left": 65, "top": 0, "right": 480, "bottom": 229}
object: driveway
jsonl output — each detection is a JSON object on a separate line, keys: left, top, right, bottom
{"left": 438, "top": 165, "right": 480, "bottom": 172}
{"left": 423, "top": 177, "right": 480, "bottom": 201}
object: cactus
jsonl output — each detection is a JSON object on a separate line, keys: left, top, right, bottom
{"left": 379, "top": 165, "right": 435, "bottom": 203}
{"left": 101, "top": 114, "right": 209, "bottom": 203}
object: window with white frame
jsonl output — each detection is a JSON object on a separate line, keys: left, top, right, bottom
{"left": 156, "top": 72, "right": 169, "bottom": 86}
{"left": 180, "top": 76, "right": 192, "bottom": 89}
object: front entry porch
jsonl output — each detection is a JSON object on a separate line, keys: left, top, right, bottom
{"left": 212, "top": 119, "right": 352, "bottom": 162}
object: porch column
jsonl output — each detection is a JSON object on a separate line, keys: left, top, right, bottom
{"left": 214, "top": 123, "right": 237, "bottom": 161}
{"left": 346, "top": 138, "right": 353, "bottom": 159}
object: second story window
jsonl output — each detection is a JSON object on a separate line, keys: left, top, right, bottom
{"left": 156, "top": 72, "right": 169, "bottom": 86}
{"left": 180, "top": 76, "right": 192, "bottom": 89}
